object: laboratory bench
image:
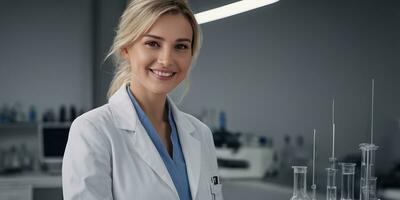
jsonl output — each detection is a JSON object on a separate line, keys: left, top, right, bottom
{"left": 0, "top": 174, "right": 300, "bottom": 200}
{"left": 0, "top": 172, "right": 62, "bottom": 200}
{"left": 222, "top": 178, "right": 325, "bottom": 200}
{"left": 1, "top": 174, "right": 301, "bottom": 200}
{"left": 222, "top": 176, "right": 400, "bottom": 200}
{"left": 1, "top": 173, "right": 399, "bottom": 200}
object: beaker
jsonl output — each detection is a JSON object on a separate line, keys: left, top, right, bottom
{"left": 340, "top": 163, "right": 356, "bottom": 200}
{"left": 326, "top": 168, "right": 337, "bottom": 200}
{"left": 291, "top": 166, "right": 311, "bottom": 200}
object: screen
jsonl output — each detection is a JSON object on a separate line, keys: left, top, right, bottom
{"left": 41, "top": 126, "right": 70, "bottom": 158}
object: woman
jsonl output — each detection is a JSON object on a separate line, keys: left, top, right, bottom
{"left": 62, "top": 0, "right": 223, "bottom": 200}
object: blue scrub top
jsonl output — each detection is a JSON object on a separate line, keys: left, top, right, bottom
{"left": 126, "top": 85, "right": 192, "bottom": 200}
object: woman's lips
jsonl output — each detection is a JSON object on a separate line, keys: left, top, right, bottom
{"left": 149, "top": 69, "right": 176, "bottom": 80}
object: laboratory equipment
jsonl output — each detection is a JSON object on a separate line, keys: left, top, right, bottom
{"left": 365, "top": 177, "right": 378, "bottom": 200}
{"left": 370, "top": 79, "right": 374, "bottom": 145}
{"left": 19, "top": 143, "right": 33, "bottom": 171}
{"left": 2, "top": 145, "right": 22, "bottom": 174}
{"left": 330, "top": 99, "right": 337, "bottom": 169}
{"left": 216, "top": 145, "right": 274, "bottom": 179}
{"left": 340, "top": 163, "right": 356, "bottom": 200}
{"left": 326, "top": 168, "right": 337, "bottom": 200}
{"left": 311, "top": 185, "right": 317, "bottom": 200}
{"left": 28, "top": 105, "right": 37, "bottom": 122}
{"left": 359, "top": 143, "right": 379, "bottom": 200}
{"left": 215, "top": 131, "right": 274, "bottom": 179}
{"left": 326, "top": 100, "right": 338, "bottom": 200}
{"left": 358, "top": 79, "right": 381, "bottom": 200}
{"left": 311, "top": 129, "right": 317, "bottom": 200}
{"left": 291, "top": 166, "right": 311, "bottom": 200}
{"left": 38, "top": 122, "right": 70, "bottom": 174}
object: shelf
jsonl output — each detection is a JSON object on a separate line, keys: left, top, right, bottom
{"left": 0, "top": 172, "right": 61, "bottom": 188}
{"left": 0, "top": 122, "right": 72, "bottom": 132}
{"left": 0, "top": 122, "right": 38, "bottom": 130}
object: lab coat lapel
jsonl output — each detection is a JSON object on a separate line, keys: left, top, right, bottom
{"left": 131, "top": 122, "right": 179, "bottom": 197}
{"left": 168, "top": 97, "right": 202, "bottom": 200}
{"left": 109, "top": 85, "right": 178, "bottom": 198}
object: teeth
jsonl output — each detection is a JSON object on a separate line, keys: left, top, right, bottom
{"left": 152, "top": 69, "right": 173, "bottom": 77}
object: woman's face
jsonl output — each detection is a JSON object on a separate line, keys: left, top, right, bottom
{"left": 122, "top": 13, "right": 193, "bottom": 96}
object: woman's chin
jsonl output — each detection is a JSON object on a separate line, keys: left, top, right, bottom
{"left": 147, "top": 85, "right": 176, "bottom": 96}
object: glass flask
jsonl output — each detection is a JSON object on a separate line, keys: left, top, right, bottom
{"left": 291, "top": 166, "right": 311, "bottom": 200}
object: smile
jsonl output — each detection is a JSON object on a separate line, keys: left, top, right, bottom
{"left": 149, "top": 69, "right": 176, "bottom": 79}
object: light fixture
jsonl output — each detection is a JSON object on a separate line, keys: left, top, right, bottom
{"left": 194, "top": 0, "right": 280, "bottom": 24}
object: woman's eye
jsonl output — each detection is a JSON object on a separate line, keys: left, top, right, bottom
{"left": 176, "top": 44, "right": 189, "bottom": 50}
{"left": 145, "top": 41, "right": 160, "bottom": 48}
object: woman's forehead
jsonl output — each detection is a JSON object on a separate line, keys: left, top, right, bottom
{"left": 144, "top": 13, "right": 193, "bottom": 41}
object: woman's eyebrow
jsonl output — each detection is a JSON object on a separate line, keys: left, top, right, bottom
{"left": 143, "top": 34, "right": 191, "bottom": 43}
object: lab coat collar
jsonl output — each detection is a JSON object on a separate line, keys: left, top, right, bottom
{"left": 108, "top": 84, "right": 196, "bottom": 134}
{"left": 108, "top": 84, "right": 201, "bottom": 199}
{"left": 108, "top": 84, "right": 138, "bottom": 131}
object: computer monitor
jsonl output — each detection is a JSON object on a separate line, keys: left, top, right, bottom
{"left": 38, "top": 122, "right": 70, "bottom": 165}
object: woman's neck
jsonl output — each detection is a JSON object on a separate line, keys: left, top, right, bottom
{"left": 129, "top": 82, "right": 168, "bottom": 124}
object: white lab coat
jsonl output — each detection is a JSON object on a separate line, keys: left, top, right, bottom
{"left": 62, "top": 84, "right": 223, "bottom": 200}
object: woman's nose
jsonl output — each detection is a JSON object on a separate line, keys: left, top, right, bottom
{"left": 157, "top": 48, "right": 173, "bottom": 67}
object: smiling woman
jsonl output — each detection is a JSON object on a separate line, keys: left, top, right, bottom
{"left": 62, "top": 0, "right": 223, "bottom": 200}
{"left": 106, "top": 0, "right": 202, "bottom": 99}
{"left": 121, "top": 13, "right": 193, "bottom": 96}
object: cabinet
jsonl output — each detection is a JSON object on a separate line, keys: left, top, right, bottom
{"left": 0, "top": 173, "right": 61, "bottom": 200}
{"left": 0, "top": 184, "right": 32, "bottom": 200}
{"left": 0, "top": 123, "right": 64, "bottom": 200}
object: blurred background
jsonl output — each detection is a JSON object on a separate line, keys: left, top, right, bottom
{"left": 0, "top": 0, "right": 399, "bottom": 199}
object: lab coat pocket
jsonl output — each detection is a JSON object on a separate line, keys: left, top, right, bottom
{"left": 210, "top": 183, "right": 223, "bottom": 200}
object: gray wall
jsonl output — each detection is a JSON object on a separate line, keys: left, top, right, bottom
{"left": 90, "top": 0, "right": 400, "bottom": 173}
{"left": 0, "top": 0, "right": 93, "bottom": 116}
{"left": 0, "top": 1, "right": 124, "bottom": 199}
{"left": 92, "top": 0, "right": 126, "bottom": 107}
{"left": 179, "top": 0, "right": 400, "bottom": 172}
{"left": 1, "top": 0, "right": 399, "bottom": 177}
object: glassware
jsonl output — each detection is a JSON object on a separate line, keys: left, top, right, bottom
{"left": 291, "top": 166, "right": 311, "bottom": 200}
{"left": 326, "top": 168, "right": 337, "bottom": 200}
{"left": 311, "top": 184, "right": 317, "bottom": 200}
{"left": 311, "top": 129, "right": 317, "bottom": 200}
{"left": 340, "top": 163, "right": 356, "bottom": 200}
{"left": 359, "top": 143, "right": 379, "bottom": 200}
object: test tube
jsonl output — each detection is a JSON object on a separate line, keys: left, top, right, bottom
{"left": 340, "top": 163, "right": 356, "bottom": 200}
{"left": 291, "top": 166, "right": 311, "bottom": 200}
{"left": 359, "top": 143, "right": 379, "bottom": 200}
{"left": 311, "top": 129, "right": 317, "bottom": 200}
{"left": 326, "top": 168, "right": 337, "bottom": 200}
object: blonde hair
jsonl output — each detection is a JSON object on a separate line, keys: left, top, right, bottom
{"left": 106, "top": 0, "right": 202, "bottom": 99}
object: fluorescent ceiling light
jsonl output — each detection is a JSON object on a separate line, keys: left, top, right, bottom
{"left": 194, "top": 0, "right": 279, "bottom": 24}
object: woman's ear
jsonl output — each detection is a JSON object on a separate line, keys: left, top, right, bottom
{"left": 121, "top": 47, "right": 129, "bottom": 59}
